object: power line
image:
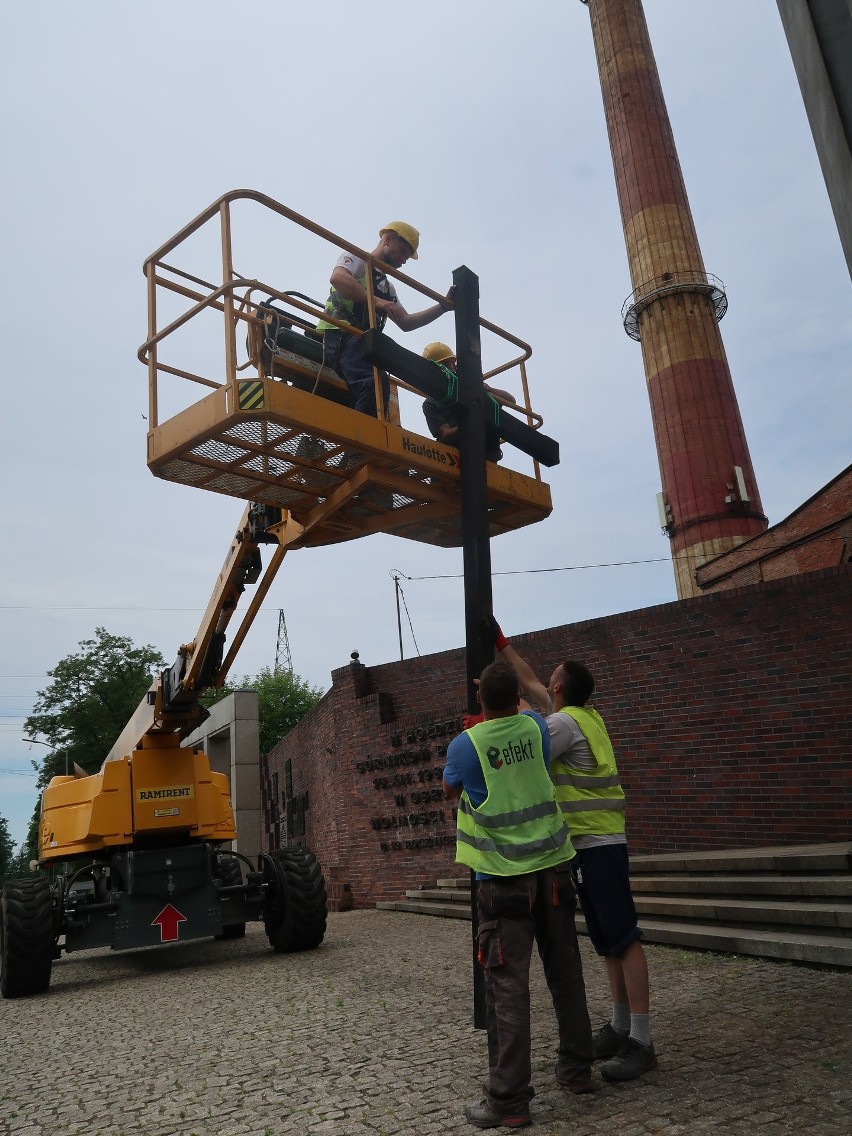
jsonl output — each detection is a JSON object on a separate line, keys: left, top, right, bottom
{"left": 394, "top": 555, "right": 676, "bottom": 581}
{"left": 392, "top": 534, "right": 846, "bottom": 581}
{"left": 0, "top": 605, "right": 281, "bottom": 612}
{"left": 0, "top": 534, "right": 841, "bottom": 611}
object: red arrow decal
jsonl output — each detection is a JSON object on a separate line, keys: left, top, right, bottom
{"left": 151, "top": 904, "right": 188, "bottom": 942}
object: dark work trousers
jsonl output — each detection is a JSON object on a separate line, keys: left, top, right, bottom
{"left": 422, "top": 398, "right": 503, "bottom": 462}
{"left": 477, "top": 863, "right": 593, "bottom": 1115}
{"left": 325, "top": 329, "right": 389, "bottom": 417}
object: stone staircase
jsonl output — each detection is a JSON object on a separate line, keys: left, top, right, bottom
{"left": 376, "top": 842, "right": 852, "bottom": 968}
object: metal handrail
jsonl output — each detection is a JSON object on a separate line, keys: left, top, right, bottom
{"left": 141, "top": 190, "right": 543, "bottom": 444}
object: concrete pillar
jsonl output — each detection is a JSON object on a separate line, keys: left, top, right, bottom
{"left": 776, "top": 0, "right": 852, "bottom": 281}
{"left": 185, "top": 690, "right": 262, "bottom": 862}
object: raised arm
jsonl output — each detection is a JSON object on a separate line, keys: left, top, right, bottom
{"left": 491, "top": 618, "right": 550, "bottom": 712}
{"left": 388, "top": 285, "right": 455, "bottom": 332}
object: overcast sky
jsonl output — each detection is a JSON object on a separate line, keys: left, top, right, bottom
{"left": 1, "top": 1, "right": 849, "bottom": 851}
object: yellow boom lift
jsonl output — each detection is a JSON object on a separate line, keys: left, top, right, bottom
{"left": 0, "top": 191, "right": 555, "bottom": 997}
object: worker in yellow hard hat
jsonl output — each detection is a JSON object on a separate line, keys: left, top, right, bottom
{"left": 316, "top": 223, "right": 455, "bottom": 418}
{"left": 421, "top": 342, "right": 517, "bottom": 463}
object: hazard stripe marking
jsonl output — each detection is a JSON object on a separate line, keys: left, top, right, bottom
{"left": 238, "top": 381, "right": 265, "bottom": 411}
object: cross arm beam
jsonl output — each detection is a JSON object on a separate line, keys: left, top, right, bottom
{"left": 360, "top": 329, "right": 560, "bottom": 467}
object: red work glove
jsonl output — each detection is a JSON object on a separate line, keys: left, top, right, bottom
{"left": 489, "top": 615, "right": 509, "bottom": 652}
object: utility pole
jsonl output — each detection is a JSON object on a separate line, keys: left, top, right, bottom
{"left": 362, "top": 275, "right": 559, "bottom": 1030}
{"left": 454, "top": 265, "right": 492, "bottom": 1032}
{"left": 455, "top": 266, "right": 494, "bottom": 719}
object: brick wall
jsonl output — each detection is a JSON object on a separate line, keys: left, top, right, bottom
{"left": 264, "top": 652, "right": 468, "bottom": 910}
{"left": 696, "top": 464, "right": 851, "bottom": 590}
{"left": 265, "top": 565, "right": 852, "bottom": 908}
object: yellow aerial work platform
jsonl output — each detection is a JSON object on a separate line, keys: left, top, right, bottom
{"left": 140, "top": 190, "right": 552, "bottom": 549}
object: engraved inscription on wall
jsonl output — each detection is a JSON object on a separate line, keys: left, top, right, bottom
{"left": 355, "top": 717, "right": 462, "bottom": 853}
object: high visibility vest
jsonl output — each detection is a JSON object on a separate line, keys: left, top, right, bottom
{"left": 316, "top": 264, "right": 393, "bottom": 333}
{"left": 550, "top": 706, "right": 626, "bottom": 838}
{"left": 455, "top": 714, "right": 574, "bottom": 876}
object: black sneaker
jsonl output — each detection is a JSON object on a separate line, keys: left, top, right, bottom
{"left": 600, "top": 1037, "right": 658, "bottom": 1082}
{"left": 464, "top": 1100, "right": 532, "bottom": 1129}
{"left": 592, "top": 1022, "right": 628, "bottom": 1060}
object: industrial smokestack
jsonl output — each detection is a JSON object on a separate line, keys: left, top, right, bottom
{"left": 580, "top": 0, "right": 768, "bottom": 597}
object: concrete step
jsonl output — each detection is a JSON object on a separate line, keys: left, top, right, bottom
{"left": 631, "top": 874, "right": 852, "bottom": 898}
{"left": 437, "top": 873, "right": 852, "bottom": 903}
{"left": 405, "top": 888, "right": 470, "bottom": 903}
{"left": 598, "top": 916, "right": 852, "bottom": 969}
{"left": 435, "top": 845, "right": 852, "bottom": 882}
{"left": 374, "top": 901, "right": 852, "bottom": 966}
{"left": 420, "top": 888, "right": 852, "bottom": 931}
{"left": 439, "top": 875, "right": 852, "bottom": 897}
{"left": 376, "top": 899, "right": 470, "bottom": 919}
{"left": 383, "top": 845, "right": 852, "bottom": 967}
{"left": 377, "top": 899, "right": 852, "bottom": 963}
{"left": 398, "top": 886, "right": 852, "bottom": 929}
{"left": 630, "top": 842, "right": 851, "bottom": 875}
{"left": 633, "top": 895, "right": 852, "bottom": 931}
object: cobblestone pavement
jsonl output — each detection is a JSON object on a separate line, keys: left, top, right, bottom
{"left": 1, "top": 910, "right": 850, "bottom": 1136}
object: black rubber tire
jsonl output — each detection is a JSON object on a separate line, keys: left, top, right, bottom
{"left": 0, "top": 876, "right": 54, "bottom": 999}
{"left": 264, "top": 847, "right": 327, "bottom": 953}
{"left": 214, "top": 855, "right": 246, "bottom": 940}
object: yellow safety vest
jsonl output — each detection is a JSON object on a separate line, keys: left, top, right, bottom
{"left": 456, "top": 714, "right": 574, "bottom": 876}
{"left": 550, "top": 706, "right": 626, "bottom": 838}
{"left": 316, "top": 264, "right": 393, "bottom": 333}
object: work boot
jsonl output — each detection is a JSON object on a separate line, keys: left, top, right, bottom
{"left": 464, "top": 1100, "right": 532, "bottom": 1129}
{"left": 555, "top": 1069, "right": 595, "bottom": 1095}
{"left": 600, "top": 1037, "right": 658, "bottom": 1082}
{"left": 592, "top": 1022, "right": 628, "bottom": 1060}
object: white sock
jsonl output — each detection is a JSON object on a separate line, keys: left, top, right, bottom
{"left": 611, "top": 1003, "right": 630, "bottom": 1033}
{"left": 629, "top": 1012, "right": 651, "bottom": 1048}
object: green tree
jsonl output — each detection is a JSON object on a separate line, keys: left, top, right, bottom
{"left": 202, "top": 666, "right": 324, "bottom": 755}
{"left": 0, "top": 815, "right": 16, "bottom": 885}
{"left": 21, "top": 627, "right": 166, "bottom": 861}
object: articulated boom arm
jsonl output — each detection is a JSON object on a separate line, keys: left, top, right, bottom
{"left": 103, "top": 503, "right": 302, "bottom": 765}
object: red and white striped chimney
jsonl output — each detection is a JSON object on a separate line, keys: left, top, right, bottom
{"left": 581, "top": 0, "right": 767, "bottom": 597}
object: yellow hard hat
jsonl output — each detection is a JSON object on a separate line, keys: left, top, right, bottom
{"left": 422, "top": 341, "right": 455, "bottom": 364}
{"left": 380, "top": 221, "right": 419, "bottom": 259}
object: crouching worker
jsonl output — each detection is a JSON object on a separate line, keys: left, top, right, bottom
{"left": 443, "top": 660, "right": 594, "bottom": 1130}
{"left": 421, "top": 342, "right": 515, "bottom": 463}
